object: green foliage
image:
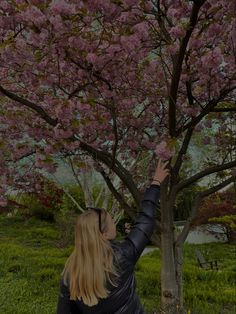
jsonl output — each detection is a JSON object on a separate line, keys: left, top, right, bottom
{"left": 59, "top": 184, "right": 85, "bottom": 213}
{"left": 0, "top": 215, "right": 235, "bottom": 314}
{"left": 174, "top": 184, "right": 202, "bottom": 221}
{"left": 54, "top": 212, "right": 77, "bottom": 247}
{"left": 135, "top": 244, "right": 236, "bottom": 314}
{"left": 209, "top": 215, "right": 236, "bottom": 243}
{"left": 0, "top": 216, "right": 67, "bottom": 314}
{"left": 9, "top": 175, "right": 64, "bottom": 222}
{"left": 209, "top": 215, "right": 236, "bottom": 231}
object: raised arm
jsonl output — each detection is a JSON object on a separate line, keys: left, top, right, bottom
{"left": 122, "top": 160, "right": 169, "bottom": 263}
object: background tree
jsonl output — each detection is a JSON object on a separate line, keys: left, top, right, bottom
{"left": 209, "top": 215, "right": 236, "bottom": 243}
{"left": 10, "top": 172, "right": 63, "bottom": 221}
{"left": 0, "top": 1, "right": 236, "bottom": 312}
{"left": 192, "top": 188, "right": 236, "bottom": 243}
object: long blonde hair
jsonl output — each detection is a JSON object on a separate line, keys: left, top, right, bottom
{"left": 62, "top": 209, "right": 119, "bottom": 306}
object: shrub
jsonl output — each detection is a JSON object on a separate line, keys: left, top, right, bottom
{"left": 209, "top": 215, "right": 236, "bottom": 243}
{"left": 59, "top": 184, "right": 85, "bottom": 214}
{"left": 15, "top": 175, "right": 63, "bottom": 222}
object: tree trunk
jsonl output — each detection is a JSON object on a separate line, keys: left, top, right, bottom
{"left": 175, "top": 244, "right": 185, "bottom": 313}
{"left": 160, "top": 191, "right": 179, "bottom": 313}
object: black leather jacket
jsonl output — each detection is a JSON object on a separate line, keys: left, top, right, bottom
{"left": 56, "top": 185, "right": 160, "bottom": 314}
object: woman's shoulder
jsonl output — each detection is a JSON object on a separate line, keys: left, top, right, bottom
{"left": 110, "top": 238, "right": 135, "bottom": 262}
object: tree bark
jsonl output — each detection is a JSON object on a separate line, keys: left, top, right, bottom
{"left": 160, "top": 185, "right": 179, "bottom": 313}
{"left": 174, "top": 244, "right": 185, "bottom": 313}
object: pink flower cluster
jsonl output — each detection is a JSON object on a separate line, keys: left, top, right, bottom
{"left": 155, "top": 141, "right": 175, "bottom": 160}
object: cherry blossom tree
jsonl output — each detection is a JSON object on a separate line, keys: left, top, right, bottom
{"left": 0, "top": 0, "right": 236, "bottom": 312}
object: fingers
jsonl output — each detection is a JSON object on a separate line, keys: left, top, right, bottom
{"left": 156, "top": 159, "right": 170, "bottom": 181}
{"left": 158, "top": 159, "right": 169, "bottom": 169}
{"left": 162, "top": 160, "right": 169, "bottom": 169}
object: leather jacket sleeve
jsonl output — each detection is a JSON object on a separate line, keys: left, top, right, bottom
{"left": 122, "top": 184, "right": 160, "bottom": 264}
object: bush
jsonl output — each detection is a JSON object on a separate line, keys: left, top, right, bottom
{"left": 209, "top": 215, "right": 236, "bottom": 243}
{"left": 59, "top": 184, "right": 85, "bottom": 214}
{"left": 15, "top": 175, "right": 63, "bottom": 222}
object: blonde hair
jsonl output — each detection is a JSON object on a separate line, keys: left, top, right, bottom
{"left": 62, "top": 209, "right": 119, "bottom": 306}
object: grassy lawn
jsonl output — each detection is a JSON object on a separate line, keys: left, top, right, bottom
{"left": 136, "top": 245, "right": 236, "bottom": 313}
{"left": 0, "top": 215, "right": 235, "bottom": 314}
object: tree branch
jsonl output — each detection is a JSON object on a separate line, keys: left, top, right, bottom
{"left": 168, "top": 0, "right": 206, "bottom": 137}
{"left": 67, "top": 156, "right": 83, "bottom": 191}
{"left": 153, "top": 0, "right": 172, "bottom": 44}
{"left": 66, "top": 52, "right": 113, "bottom": 90}
{"left": 110, "top": 107, "right": 119, "bottom": 168}
{"left": 175, "top": 160, "right": 236, "bottom": 192}
{"left": 6, "top": 150, "right": 36, "bottom": 163}
{"left": 0, "top": 86, "right": 140, "bottom": 209}
{"left": 176, "top": 175, "right": 235, "bottom": 245}
{"left": 176, "top": 86, "right": 236, "bottom": 136}
{"left": 67, "top": 52, "right": 119, "bottom": 167}
{"left": 186, "top": 81, "right": 194, "bottom": 106}
{"left": 100, "top": 170, "right": 136, "bottom": 220}
{"left": 175, "top": 195, "right": 201, "bottom": 246}
{"left": 199, "top": 176, "right": 235, "bottom": 198}
{"left": 172, "top": 128, "right": 194, "bottom": 185}
{"left": 0, "top": 85, "right": 58, "bottom": 126}
{"left": 78, "top": 141, "right": 141, "bottom": 205}
{"left": 211, "top": 107, "right": 236, "bottom": 112}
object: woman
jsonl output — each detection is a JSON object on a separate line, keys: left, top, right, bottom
{"left": 56, "top": 159, "right": 169, "bottom": 314}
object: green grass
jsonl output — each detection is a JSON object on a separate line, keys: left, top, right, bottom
{"left": 135, "top": 244, "right": 236, "bottom": 314}
{"left": 0, "top": 215, "right": 235, "bottom": 314}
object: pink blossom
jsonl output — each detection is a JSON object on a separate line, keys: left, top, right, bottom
{"left": 86, "top": 53, "right": 97, "bottom": 64}
{"left": 44, "top": 145, "right": 55, "bottom": 154}
{"left": 0, "top": 1, "right": 11, "bottom": 11}
{"left": 50, "top": 0, "right": 75, "bottom": 15}
{"left": 155, "top": 141, "right": 175, "bottom": 160}
{"left": 118, "top": 12, "right": 130, "bottom": 23}
{"left": 144, "top": 1, "right": 153, "bottom": 12}
{"left": 168, "top": 8, "right": 182, "bottom": 19}
{"left": 169, "top": 26, "right": 185, "bottom": 39}
{"left": 143, "top": 141, "right": 156, "bottom": 150}
{"left": 0, "top": 0, "right": 235, "bottom": 198}
{"left": 124, "top": 0, "right": 139, "bottom": 7}
{"left": 54, "top": 126, "right": 73, "bottom": 139}
{"left": 65, "top": 141, "right": 81, "bottom": 150}
{"left": 83, "top": 16, "right": 92, "bottom": 25}
{"left": 201, "top": 48, "right": 223, "bottom": 69}
{"left": 42, "top": 163, "right": 57, "bottom": 174}
{"left": 207, "top": 24, "right": 222, "bottom": 37}
{"left": 49, "top": 15, "right": 64, "bottom": 32}
{"left": 184, "top": 107, "right": 199, "bottom": 117}
{"left": 190, "top": 39, "right": 202, "bottom": 50}
{"left": 133, "top": 22, "right": 149, "bottom": 39}
{"left": 127, "top": 141, "right": 138, "bottom": 150}
{"left": 166, "top": 43, "right": 178, "bottom": 55}
{"left": 120, "top": 35, "right": 140, "bottom": 52}
{"left": 20, "top": 6, "right": 47, "bottom": 27}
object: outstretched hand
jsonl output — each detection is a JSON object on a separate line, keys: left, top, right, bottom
{"left": 151, "top": 159, "right": 170, "bottom": 185}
